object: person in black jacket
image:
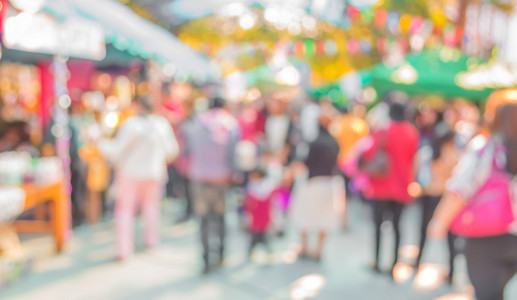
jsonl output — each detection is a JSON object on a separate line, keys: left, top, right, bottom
{"left": 290, "top": 103, "right": 345, "bottom": 261}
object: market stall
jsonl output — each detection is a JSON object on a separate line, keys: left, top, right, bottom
{"left": 0, "top": 152, "right": 65, "bottom": 252}
{"left": 361, "top": 47, "right": 493, "bottom": 101}
{"left": 0, "top": 0, "right": 109, "bottom": 254}
{"left": 42, "top": 0, "right": 220, "bottom": 81}
{"left": 14, "top": 183, "right": 66, "bottom": 252}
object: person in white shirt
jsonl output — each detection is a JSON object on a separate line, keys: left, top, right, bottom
{"left": 99, "top": 96, "right": 179, "bottom": 260}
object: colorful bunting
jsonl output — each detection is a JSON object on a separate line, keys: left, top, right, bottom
{"left": 399, "top": 14, "right": 412, "bottom": 33}
{"left": 347, "top": 39, "right": 360, "bottom": 55}
{"left": 359, "top": 39, "right": 373, "bottom": 54}
{"left": 316, "top": 41, "right": 325, "bottom": 55}
{"left": 304, "top": 39, "right": 316, "bottom": 57}
{"left": 377, "top": 37, "right": 387, "bottom": 53}
{"left": 324, "top": 39, "right": 338, "bottom": 56}
{"left": 347, "top": 5, "right": 361, "bottom": 21}
{"left": 294, "top": 41, "right": 305, "bottom": 57}
{"left": 195, "top": 4, "right": 461, "bottom": 64}
{"left": 374, "top": 9, "right": 388, "bottom": 29}
{"left": 386, "top": 10, "right": 401, "bottom": 34}
{"left": 360, "top": 9, "right": 375, "bottom": 25}
{"left": 409, "top": 17, "right": 424, "bottom": 34}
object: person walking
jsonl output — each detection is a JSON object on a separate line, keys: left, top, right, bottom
{"left": 360, "top": 102, "right": 419, "bottom": 274}
{"left": 290, "top": 104, "right": 345, "bottom": 261}
{"left": 414, "top": 123, "right": 460, "bottom": 283}
{"left": 429, "top": 102, "right": 517, "bottom": 300}
{"left": 99, "top": 96, "right": 179, "bottom": 260}
{"left": 243, "top": 167, "right": 275, "bottom": 259}
{"left": 184, "top": 97, "right": 240, "bottom": 274}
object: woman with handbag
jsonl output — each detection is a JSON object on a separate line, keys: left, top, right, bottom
{"left": 428, "top": 101, "right": 517, "bottom": 300}
{"left": 360, "top": 102, "right": 420, "bottom": 274}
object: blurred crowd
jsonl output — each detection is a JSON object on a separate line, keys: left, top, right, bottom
{"left": 2, "top": 82, "right": 517, "bottom": 300}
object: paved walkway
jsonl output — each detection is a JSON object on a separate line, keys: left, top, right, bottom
{"left": 3, "top": 197, "right": 517, "bottom": 300}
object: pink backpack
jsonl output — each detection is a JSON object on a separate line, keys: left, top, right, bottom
{"left": 450, "top": 142, "right": 515, "bottom": 237}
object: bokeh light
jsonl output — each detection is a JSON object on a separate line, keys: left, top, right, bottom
{"left": 104, "top": 112, "right": 120, "bottom": 129}
{"left": 407, "top": 182, "right": 422, "bottom": 198}
{"left": 392, "top": 262, "right": 414, "bottom": 283}
{"left": 414, "top": 264, "right": 443, "bottom": 290}
{"left": 290, "top": 274, "right": 326, "bottom": 300}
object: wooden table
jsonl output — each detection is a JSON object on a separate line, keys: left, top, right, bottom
{"left": 13, "top": 182, "right": 68, "bottom": 253}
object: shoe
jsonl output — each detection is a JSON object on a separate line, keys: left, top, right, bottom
{"left": 445, "top": 274, "right": 453, "bottom": 286}
{"left": 368, "top": 263, "right": 381, "bottom": 273}
{"left": 202, "top": 265, "right": 210, "bottom": 275}
{"left": 299, "top": 250, "right": 310, "bottom": 260}
{"left": 217, "top": 256, "right": 225, "bottom": 267}
{"left": 176, "top": 215, "right": 191, "bottom": 224}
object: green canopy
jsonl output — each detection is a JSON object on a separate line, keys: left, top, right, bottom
{"left": 306, "top": 83, "right": 347, "bottom": 107}
{"left": 361, "top": 48, "right": 493, "bottom": 101}
{"left": 244, "top": 64, "right": 302, "bottom": 95}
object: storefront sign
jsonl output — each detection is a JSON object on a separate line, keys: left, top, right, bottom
{"left": 3, "top": 10, "right": 106, "bottom": 60}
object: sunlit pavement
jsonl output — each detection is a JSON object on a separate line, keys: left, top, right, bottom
{"left": 3, "top": 197, "right": 517, "bottom": 300}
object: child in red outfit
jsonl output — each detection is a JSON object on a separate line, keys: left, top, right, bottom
{"left": 244, "top": 168, "right": 275, "bottom": 257}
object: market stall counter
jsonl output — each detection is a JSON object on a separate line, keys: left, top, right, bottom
{"left": 0, "top": 153, "right": 69, "bottom": 254}
{"left": 14, "top": 182, "right": 67, "bottom": 253}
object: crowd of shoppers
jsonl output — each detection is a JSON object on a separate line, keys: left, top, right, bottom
{"left": 21, "top": 80, "right": 516, "bottom": 300}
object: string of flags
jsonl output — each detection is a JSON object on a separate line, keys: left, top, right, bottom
{"left": 199, "top": 5, "right": 462, "bottom": 59}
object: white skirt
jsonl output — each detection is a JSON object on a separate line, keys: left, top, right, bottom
{"left": 289, "top": 174, "right": 346, "bottom": 231}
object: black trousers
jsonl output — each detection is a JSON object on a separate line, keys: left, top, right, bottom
{"left": 70, "top": 164, "right": 85, "bottom": 227}
{"left": 416, "top": 195, "right": 459, "bottom": 280}
{"left": 372, "top": 200, "right": 404, "bottom": 268}
{"left": 166, "top": 166, "right": 193, "bottom": 218}
{"left": 249, "top": 232, "right": 270, "bottom": 255}
{"left": 183, "top": 177, "right": 193, "bottom": 218}
{"left": 465, "top": 234, "right": 517, "bottom": 300}
{"left": 200, "top": 211, "right": 225, "bottom": 267}
{"left": 165, "top": 165, "right": 175, "bottom": 199}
